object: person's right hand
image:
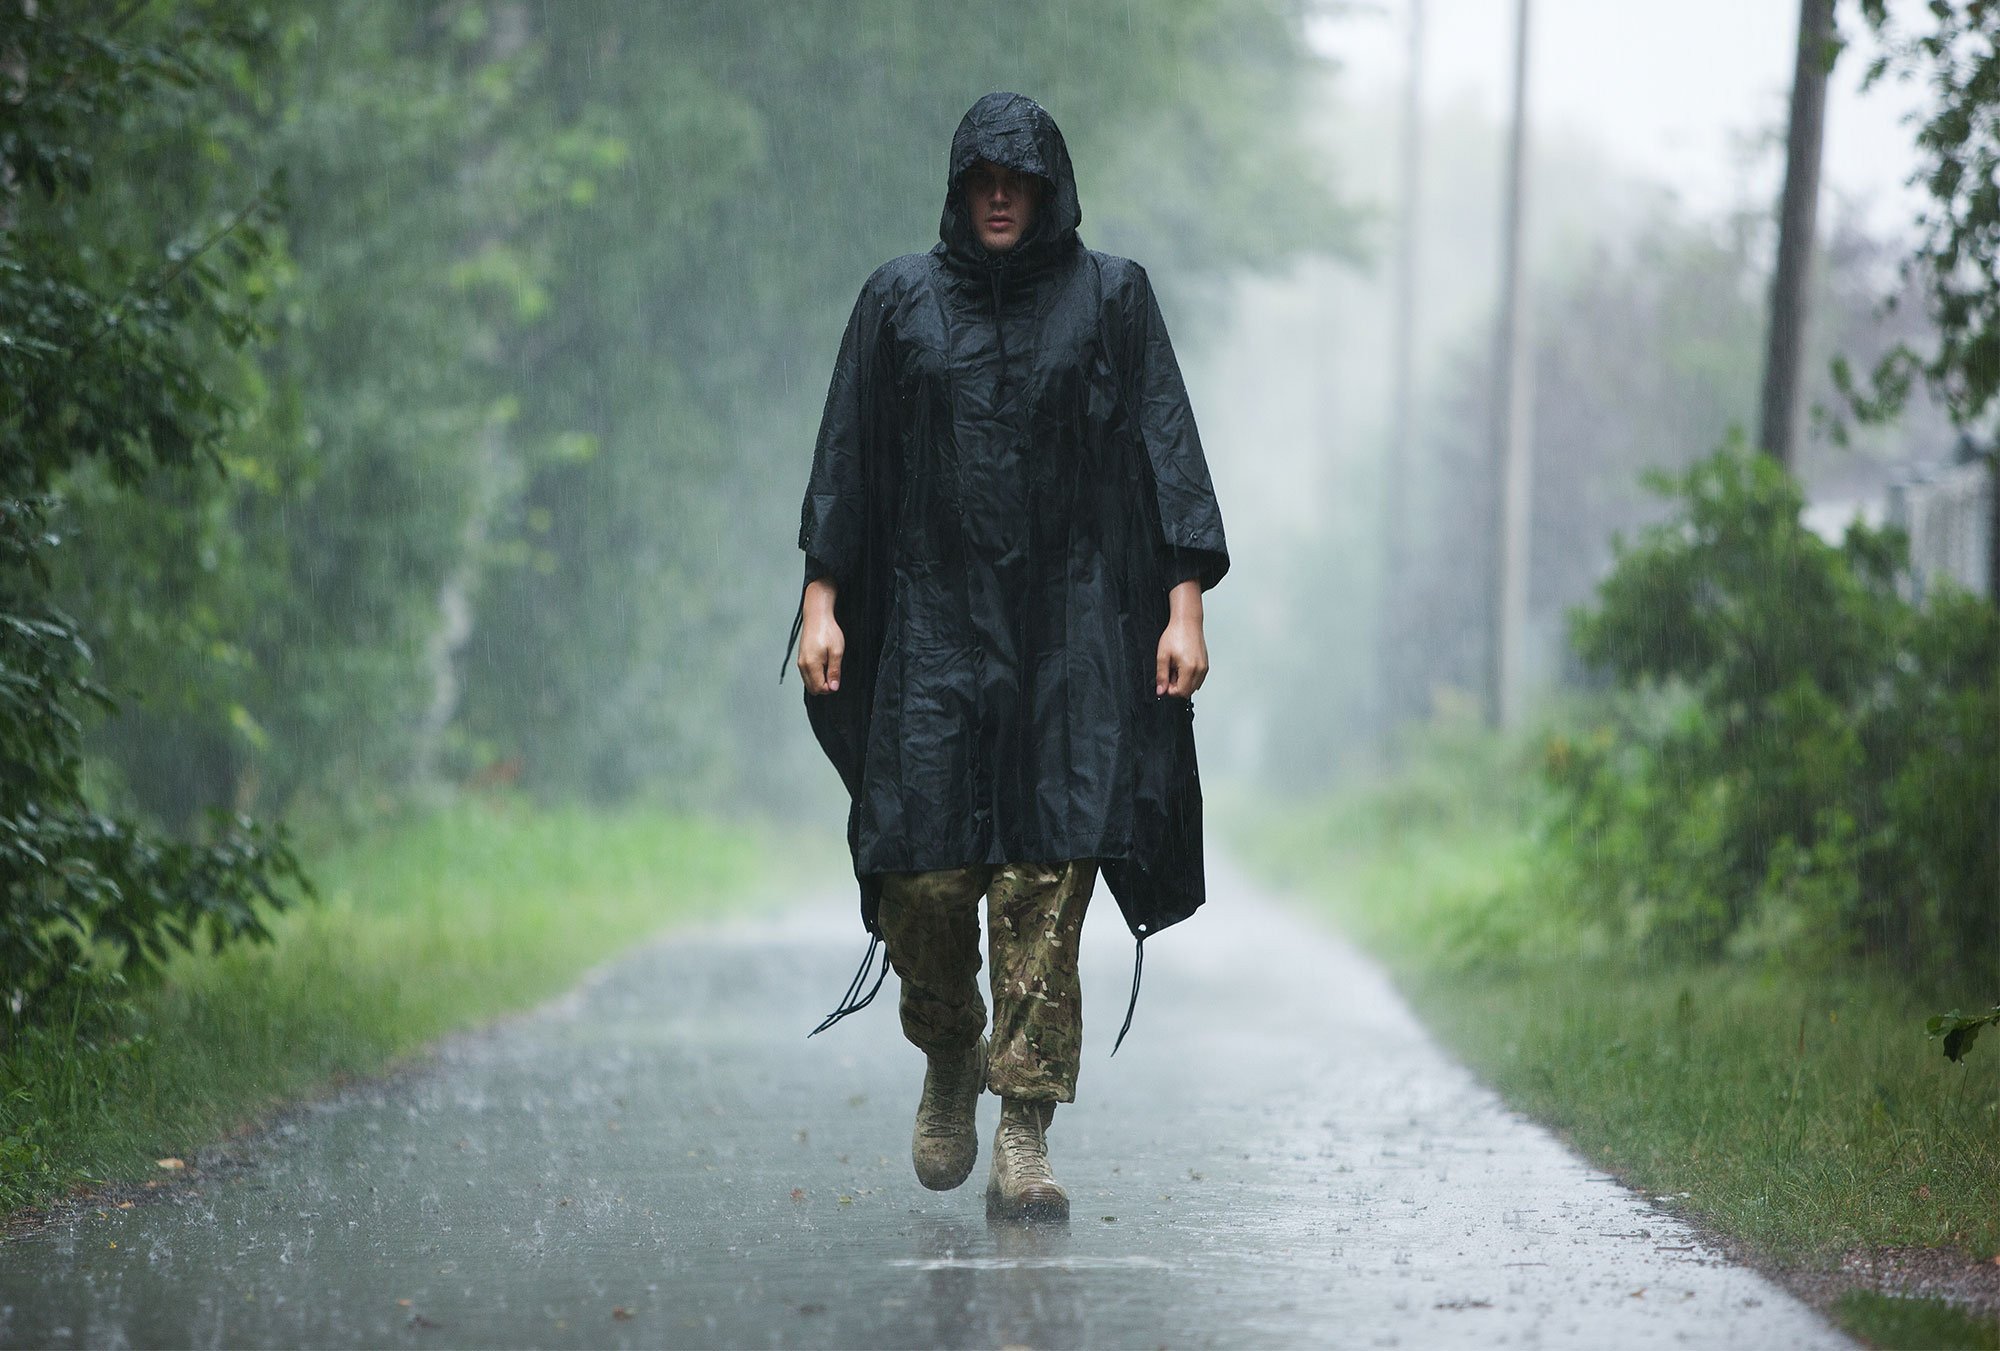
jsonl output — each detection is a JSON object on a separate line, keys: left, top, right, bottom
{"left": 797, "top": 578, "right": 845, "bottom": 694}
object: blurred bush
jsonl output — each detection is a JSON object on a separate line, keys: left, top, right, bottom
{"left": 1544, "top": 440, "right": 1998, "bottom": 973}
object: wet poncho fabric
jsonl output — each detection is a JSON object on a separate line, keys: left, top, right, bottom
{"left": 796, "top": 91, "right": 1229, "bottom": 954}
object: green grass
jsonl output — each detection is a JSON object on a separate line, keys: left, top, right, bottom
{"left": 2, "top": 799, "right": 806, "bottom": 1218}
{"left": 1227, "top": 759, "right": 2000, "bottom": 1272}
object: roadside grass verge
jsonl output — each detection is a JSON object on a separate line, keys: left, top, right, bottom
{"left": 1222, "top": 736, "right": 2000, "bottom": 1340}
{"left": 1, "top": 799, "right": 807, "bottom": 1219}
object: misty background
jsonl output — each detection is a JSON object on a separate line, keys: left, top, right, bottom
{"left": 28, "top": 0, "right": 1955, "bottom": 833}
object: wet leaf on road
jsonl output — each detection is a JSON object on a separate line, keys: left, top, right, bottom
{"left": 612, "top": 1306, "right": 634, "bottom": 1321}
{"left": 790, "top": 1187, "right": 806, "bottom": 1202}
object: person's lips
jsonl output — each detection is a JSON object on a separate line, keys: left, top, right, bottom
{"left": 986, "top": 215, "right": 1014, "bottom": 229}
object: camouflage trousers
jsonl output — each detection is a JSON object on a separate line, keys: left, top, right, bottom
{"left": 875, "top": 860, "right": 1098, "bottom": 1103}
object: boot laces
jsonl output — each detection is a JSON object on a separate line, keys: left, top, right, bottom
{"left": 917, "top": 1047, "right": 978, "bottom": 1136}
{"left": 999, "top": 1109, "right": 1054, "bottom": 1184}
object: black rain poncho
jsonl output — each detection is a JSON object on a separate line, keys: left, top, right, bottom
{"left": 795, "top": 92, "right": 1228, "bottom": 974}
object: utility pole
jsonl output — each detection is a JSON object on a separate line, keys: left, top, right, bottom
{"left": 1381, "top": 0, "right": 1424, "bottom": 728}
{"left": 1758, "top": 0, "right": 1833, "bottom": 469}
{"left": 1485, "top": 0, "right": 1533, "bottom": 730}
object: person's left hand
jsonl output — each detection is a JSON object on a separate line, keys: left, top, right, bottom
{"left": 1155, "top": 580, "right": 1208, "bottom": 698}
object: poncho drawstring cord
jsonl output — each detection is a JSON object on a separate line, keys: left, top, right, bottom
{"left": 809, "top": 931, "right": 890, "bottom": 1037}
{"left": 1111, "top": 935, "right": 1145, "bottom": 1055}
{"left": 779, "top": 581, "right": 807, "bottom": 683}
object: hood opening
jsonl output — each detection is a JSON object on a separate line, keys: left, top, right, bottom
{"left": 938, "top": 91, "right": 1082, "bottom": 267}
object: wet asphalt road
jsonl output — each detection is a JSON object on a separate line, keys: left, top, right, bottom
{"left": 0, "top": 860, "right": 1849, "bottom": 1349}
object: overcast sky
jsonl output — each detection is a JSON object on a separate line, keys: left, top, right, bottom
{"left": 1311, "top": 0, "right": 1931, "bottom": 236}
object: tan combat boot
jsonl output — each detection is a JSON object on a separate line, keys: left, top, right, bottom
{"left": 985, "top": 1097, "right": 1067, "bottom": 1223}
{"left": 912, "top": 1038, "right": 986, "bottom": 1190}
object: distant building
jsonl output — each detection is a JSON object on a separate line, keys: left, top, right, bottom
{"left": 1806, "top": 445, "right": 1992, "bottom": 601}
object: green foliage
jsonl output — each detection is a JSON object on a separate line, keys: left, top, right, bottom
{"left": 1547, "top": 442, "right": 1999, "bottom": 972}
{"left": 0, "top": 1110, "right": 55, "bottom": 1205}
{"left": 1842, "top": 0, "right": 2000, "bottom": 1054}
{"left": 48, "top": 1, "right": 570, "bottom": 817}
{"left": 1930, "top": 1006, "right": 2000, "bottom": 1064}
{"left": 2, "top": 6, "right": 272, "bottom": 491}
{"left": 1, "top": 1, "right": 303, "bottom": 1032}
{"left": 1845, "top": 1, "right": 2000, "bottom": 430}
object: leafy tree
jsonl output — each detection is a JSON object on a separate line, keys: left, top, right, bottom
{"left": 53, "top": 2, "right": 576, "bottom": 819}
{"left": 1843, "top": 0, "right": 2000, "bottom": 597}
{"left": 1, "top": 1, "right": 303, "bottom": 1030}
{"left": 1842, "top": 0, "right": 2000, "bottom": 1052}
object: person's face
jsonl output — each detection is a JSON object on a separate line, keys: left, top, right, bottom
{"left": 963, "top": 159, "right": 1039, "bottom": 252}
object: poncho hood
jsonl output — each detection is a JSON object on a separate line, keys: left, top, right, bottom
{"left": 938, "top": 92, "right": 1082, "bottom": 269}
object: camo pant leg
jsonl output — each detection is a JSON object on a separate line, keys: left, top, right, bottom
{"left": 985, "top": 859, "right": 1097, "bottom": 1103}
{"left": 876, "top": 865, "right": 994, "bottom": 1058}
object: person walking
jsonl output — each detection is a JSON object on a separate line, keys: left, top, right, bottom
{"left": 790, "top": 91, "right": 1228, "bottom": 1223}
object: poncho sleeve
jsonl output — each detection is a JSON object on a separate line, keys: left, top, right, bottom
{"left": 794, "top": 268, "right": 902, "bottom": 816}
{"left": 1122, "top": 265, "right": 1230, "bottom": 592}
{"left": 798, "top": 273, "right": 894, "bottom": 586}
